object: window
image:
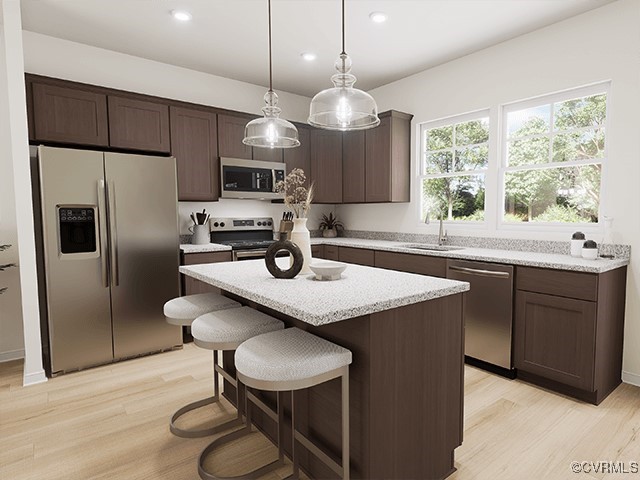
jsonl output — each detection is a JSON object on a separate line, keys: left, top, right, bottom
{"left": 501, "top": 86, "right": 607, "bottom": 224}
{"left": 420, "top": 113, "right": 489, "bottom": 222}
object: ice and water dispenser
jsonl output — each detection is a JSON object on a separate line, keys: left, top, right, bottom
{"left": 57, "top": 206, "right": 97, "bottom": 254}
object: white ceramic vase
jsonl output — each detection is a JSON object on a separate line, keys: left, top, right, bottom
{"left": 290, "top": 217, "right": 313, "bottom": 275}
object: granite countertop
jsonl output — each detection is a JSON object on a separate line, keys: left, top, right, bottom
{"left": 311, "top": 238, "right": 629, "bottom": 274}
{"left": 180, "top": 243, "right": 232, "bottom": 253}
{"left": 180, "top": 259, "right": 469, "bottom": 326}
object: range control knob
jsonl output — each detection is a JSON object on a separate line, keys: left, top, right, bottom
{"left": 220, "top": 222, "right": 225, "bottom": 228}
{"left": 213, "top": 222, "right": 219, "bottom": 227}
{"left": 267, "top": 221, "right": 272, "bottom": 226}
{"left": 257, "top": 221, "right": 263, "bottom": 226}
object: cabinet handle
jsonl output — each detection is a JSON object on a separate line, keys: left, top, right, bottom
{"left": 448, "top": 265, "right": 510, "bottom": 279}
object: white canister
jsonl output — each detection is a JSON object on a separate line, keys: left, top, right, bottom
{"left": 570, "top": 232, "right": 586, "bottom": 257}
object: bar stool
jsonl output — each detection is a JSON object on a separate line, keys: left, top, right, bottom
{"left": 189, "top": 306, "right": 285, "bottom": 443}
{"left": 198, "top": 327, "right": 352, "bottom": 480}
{"left": 163, "top": 293, "right": 241, "bottom": 438}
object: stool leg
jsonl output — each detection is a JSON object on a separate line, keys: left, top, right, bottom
{"left": 170, "top": 350, "right": 242, "bottom": 438}
{"left": 342, "top": 370, "right": 350, "bottom": 480}
{"left": 291, "top": 390, "right": 299, "bottom": 480}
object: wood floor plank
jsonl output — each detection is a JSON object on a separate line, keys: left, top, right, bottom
{"left": 2, "top": 345, "right": 639, "bottom": 479}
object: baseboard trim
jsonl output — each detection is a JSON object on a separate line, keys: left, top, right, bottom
{"left": 622, "top": 371, "right": 640, "bottom": 387}
{"left": 0, "top": 349, "right": 25, "bottom": 363}
{"left": 23, "top": 369, "right": 47, "bottom": 386}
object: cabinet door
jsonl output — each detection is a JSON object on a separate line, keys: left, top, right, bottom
{"left": 310, "top": 129, "right": 343, "bottom": 203}
{"left": 311, "top": 244, "right": 324, "bottom": 259}
{"left": 342, "top": 131, "right": 366, "bottom": 203}
{"left": 218, "top": 114, "right": 253, "bottom": 160}
{"left": 108, "top": 96, "right": 170, "bottom": 152}
{"left": 324, "top": 245, "right": 340, "bottom": 261}
{"left": 374, "top": 251, "right": 446, "bottom": 278}
{"left": 284, "top": 126, "right": 311, "bottom": 185}
{"left": 181, "top": 251, "right": 232, "bottom": 295}
{"left": 170, "top": 107, "right": 219, "bottom": 201}
{"left": 338, "top": 246, "right": 375, "bottom": 266}
{"left": 32, "top": 83, "right": 109, "bottom": 146}
{"left": 515, "top": 290, "right": 596, "bottom": 390}
{"left": 365, "top": 116, "right": 391, "bottom": 202}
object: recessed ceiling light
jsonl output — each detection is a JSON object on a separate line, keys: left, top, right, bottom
{"left": 369, "top": 11, "right": 387, "bottom": 23}
{"left": 171, "top": 10, "right": 192, "bottom": 22}
{"left": 301, "top": 52, "right": 317, "bottom": 62}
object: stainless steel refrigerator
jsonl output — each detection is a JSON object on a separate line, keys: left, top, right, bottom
{"left": 32, "top": 146, "right": 182, "bottom": 376}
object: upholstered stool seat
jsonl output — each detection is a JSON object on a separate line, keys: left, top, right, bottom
{"left": 198, "top": 327, "right": 352, "bottom": 480}
{"left": 164, "top": 293, "right": 241, "bottom": 326}
{"left": 192, "top": 307, "right": 287, "bottom": 351}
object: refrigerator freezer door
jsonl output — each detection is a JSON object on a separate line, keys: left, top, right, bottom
{"left": 38, "top": 146, "right": 113, "bottom": 374}
{"left": 104, "top": 152, "right": 182, "bottom": 358}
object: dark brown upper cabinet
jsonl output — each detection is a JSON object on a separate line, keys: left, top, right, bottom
{"left": 108, "top": 96, "right": 170, "bottom": 153}
{"left": 31, "top": 82, "right": 109, "bottom": 147}
{"left": 342, "top": 130, "right": 366, "bottom": 203}
{"left": 170, "top": 107, "right": 218, "bottom": 201}
{"left": 365, "top": 110, "right": 413, "bottom": 203}
{"left": 310, "top": 129, "right": 343, "bottom": 204}
{"left": 217, "top": 113, "right": 253, "bottom": 160}
{"left": 283, "top": 126, "right": 311, "bottom": 185}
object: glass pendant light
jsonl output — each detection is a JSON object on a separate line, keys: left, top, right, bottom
{"left": 243, "top": 0, "right": 300, "bottom": 148}
{"left": 308, "top": 0, "right": 379, "bottom": 131}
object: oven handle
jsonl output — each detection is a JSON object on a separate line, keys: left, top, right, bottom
{"left": 448, "top": 265, "right": 511, "bottom": 279}
{"left": 233, "top": 249, "right": 269, "bottom": 261}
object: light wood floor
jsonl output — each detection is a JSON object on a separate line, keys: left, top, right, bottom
{"left": 2, "top": 344, "right": 639, "bottom": 480}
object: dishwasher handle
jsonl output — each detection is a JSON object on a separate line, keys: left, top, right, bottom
{"left": 448, "top": 265, "right": 511, "bottom": 279}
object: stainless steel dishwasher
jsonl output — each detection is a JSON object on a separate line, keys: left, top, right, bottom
{"left": 447, "top": 259, "right": 515, "bottom": 376}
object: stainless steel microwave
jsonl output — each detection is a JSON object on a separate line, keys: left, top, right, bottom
{"left": 220, "top": 157, "right": 286, "bottom": 200}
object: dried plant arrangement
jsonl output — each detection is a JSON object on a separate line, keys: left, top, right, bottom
{"left": 275, "top": 168, "right": 314, "bottom": 218}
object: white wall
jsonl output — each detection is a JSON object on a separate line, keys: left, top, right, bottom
{"left": 338, "top": 0, "right": 640, "bottom": 381}
{"left": 0, "top": 12, "right": 24, "bottom": 362}
{"left": 0, "top": 0, "right": 45, "bottom": 385}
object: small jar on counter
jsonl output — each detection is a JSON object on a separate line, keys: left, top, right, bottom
{"left": 582, "top": 240, "right": 598, "bottom": 260}
{"left": 571, "top": 232, "right": 586, "bottom": 257}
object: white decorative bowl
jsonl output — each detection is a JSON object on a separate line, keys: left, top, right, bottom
{"left": 309, "top": 261, "right": 347, "bottom": 281}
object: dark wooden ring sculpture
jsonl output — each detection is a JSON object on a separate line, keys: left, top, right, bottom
{"left": 265, "top": 240, "right": 304, "bottom": 279}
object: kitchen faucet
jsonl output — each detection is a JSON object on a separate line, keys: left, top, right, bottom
{"left": 424, "top": 210, "right": 447, "bottom": 245}
{"left": 438, "top": 215, "right": 448, "bottom": 246}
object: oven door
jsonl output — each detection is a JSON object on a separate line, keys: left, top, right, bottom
{"left": 220, "top": 158, "right": 285, "bottom": 200}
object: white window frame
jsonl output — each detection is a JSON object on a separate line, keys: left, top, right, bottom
{"left": 417, "top": 109, "right": 491, "bottom": 227}
{"left": 497, "top": 82, "right": 610, "bottom": 233}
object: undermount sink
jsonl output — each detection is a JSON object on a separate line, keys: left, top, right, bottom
{"left": 400, "top": 244, "right": 465, "bottom": 252}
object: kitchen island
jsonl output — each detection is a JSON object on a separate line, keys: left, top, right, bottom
{"left": 180, "top": 260, "right": 470, "bottom": 480}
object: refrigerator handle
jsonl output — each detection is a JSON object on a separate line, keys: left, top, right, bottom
{"left": 97, "top": 180, "right": 109, "bottom": 288}
{"left": 106, "top": 180, "right": 119, "bottom": 287}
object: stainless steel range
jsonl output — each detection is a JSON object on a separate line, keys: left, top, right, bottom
{"left": 209, "top": 217, "right": 276, "bottom": 261}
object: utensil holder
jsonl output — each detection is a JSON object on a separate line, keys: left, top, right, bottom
{"left": 190, "top": 224, "right": 210, "bottom": 245}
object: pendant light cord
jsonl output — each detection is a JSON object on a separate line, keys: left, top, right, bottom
{"left": 341, "top": 0, "right": 346, "bottom": 55}
{"left": 268, "top": 0, "right": 273, "bottom": 92}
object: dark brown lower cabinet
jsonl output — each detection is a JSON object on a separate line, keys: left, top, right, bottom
{"left": 181, "top": 251, "right": 232, "bottom": 295}
{"left": 374, "top": 250, "right": 446, "bottom": 278}
{"left": 514, "top": 266, "right": 627, "bottom": 404}
{"left": 338, "top": 246, "right": 375, "bottom": 266}
{"left": 515, "top": 291, "right": 596, "bottom": 391}
{"left": 310, "top": 244, "right": 324, "bottom": 259}
{"left": 324, "top": 245, "right": 339, "bottom": 261}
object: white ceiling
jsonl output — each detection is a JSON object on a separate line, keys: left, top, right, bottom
{"left": 20, "top": 0, "right": 615, "bottom": 98}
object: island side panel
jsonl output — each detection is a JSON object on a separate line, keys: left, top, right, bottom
{"left": 369, "top": 292, "right": 464, "bottom": 480}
